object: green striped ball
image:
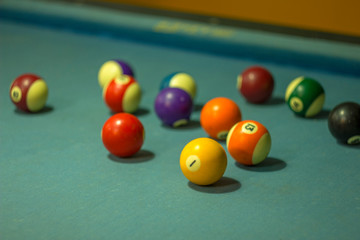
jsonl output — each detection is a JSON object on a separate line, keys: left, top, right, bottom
{"left": 285, "top": 76, "right": 325, "bottom": 118}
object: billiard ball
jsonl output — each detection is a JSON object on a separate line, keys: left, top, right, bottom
{"left": 101, "top": 113, "right": 145, "bottom": 157}
{"left": 103, "top": 75, "right": 141, "bottom": 113}
{"left": 226, "top": 120, "right": 271, "bottom": 165}
{"left": 154, "top": 88, "right": 193, "bottom": 127}
{"left": 237, "top": 66, "right": 274, "bottom": 103}
{"left": 200, "top": 97, "right": 242, "bottom": 140}
{"left": 285, "top": 76, "right": 325, "bottom": 117}
{"left": 180, "top": 138, "right": 227, "bottom": 185}
{"left": 328, "top": 102, "right": 360, "bottom": 145}
{"left": 98, "top": 60, "right": 134, "bottom": 88}
{"left": 9, "top": 73, "right": 48, "bottom": 113}
{"left": 160, "top": 72, "right": 197, "bottom": 99}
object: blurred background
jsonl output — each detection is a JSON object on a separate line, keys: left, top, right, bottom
{"left": 94, "top": 0, "right": 360, "bottom": 38}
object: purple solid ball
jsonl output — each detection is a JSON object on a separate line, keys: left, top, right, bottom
{"left": 154, "top": 88, "right": 193, "bottom": 127}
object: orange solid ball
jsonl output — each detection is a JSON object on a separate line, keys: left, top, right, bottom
{"left": 226, "top": 120, "right": 271, "bottom": 165}
{"left": 200, "top": 97, "right": 242, "bottom": 140}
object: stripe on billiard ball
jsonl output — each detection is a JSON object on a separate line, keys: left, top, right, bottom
{"left": 122, "top": 82, "right": 141, "bottom": 113}
{"left": 98, "top": 60, "right": 134, "bottom": 88}
{"left": 160, "top": 72, "right": 197, "bottom": 99}
{"left": 103, "top": 75, "right": 142, "bottom": 113}
{"left": 226, "top": 120, "right": 271, "bottom": 165}
{"left": 10, "top": 74, "right": 48, "bottom": 112}
{"left": 285, "top": 76, "right": 325, "bottom": 118}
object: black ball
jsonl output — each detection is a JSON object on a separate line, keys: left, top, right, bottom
{"left": 328, "top": 102, "right": 360, "bottom": 145}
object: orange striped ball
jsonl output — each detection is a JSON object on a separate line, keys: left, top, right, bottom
{"left": 226, "top": 120, "right": 271, "bottom": 165}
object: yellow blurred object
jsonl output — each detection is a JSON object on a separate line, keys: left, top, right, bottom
{"left": 101, "top": 0, "right": 360, "bottom": 37}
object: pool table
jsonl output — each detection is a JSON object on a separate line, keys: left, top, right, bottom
{"left": 0, "top": 1, "right": 360, "bottom": 240}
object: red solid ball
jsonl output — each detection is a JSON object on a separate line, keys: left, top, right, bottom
{"left": 101, "top": 113, "right": 145, "bottom": 157}
{"left": 237, "top": 66, "right": 274, "bottom": 103}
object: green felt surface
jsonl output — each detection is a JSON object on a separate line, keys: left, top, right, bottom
{"left": 0, "top": 1, "right": 360, "bottom": 240}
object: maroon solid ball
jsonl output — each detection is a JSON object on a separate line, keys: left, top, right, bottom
{"left": 237, "top": 66, "right": 274, "bottom": 103}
